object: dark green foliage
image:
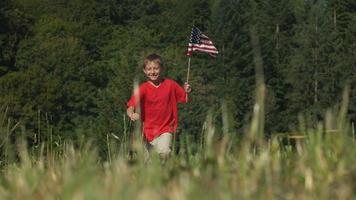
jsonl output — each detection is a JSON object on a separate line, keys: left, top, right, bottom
{"left": 0, "top": 0, "right": 33, "bottom": 75}
{"left": 0, "top": 0, "right": 355, "bottom": 154}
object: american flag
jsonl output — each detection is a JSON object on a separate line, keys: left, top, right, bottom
{"left": 187, "top": 27, "right": 218, "bottom": 57}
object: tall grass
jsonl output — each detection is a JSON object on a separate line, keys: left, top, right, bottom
{"left": 0, "top": 84, "right": 355, "bottom": 199}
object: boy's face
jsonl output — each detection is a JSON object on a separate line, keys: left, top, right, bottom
{"left": 143, "top": 61, "right": 162, "bottom": 82}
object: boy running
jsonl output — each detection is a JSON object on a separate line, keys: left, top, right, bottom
{"left": 126, "top": 54, "right": 191, "bottom": 159}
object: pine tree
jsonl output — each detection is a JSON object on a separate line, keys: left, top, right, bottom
{"left": 209, "top": 0, "right": 257, "bottom": 131}
{"left": 327, "top": 0, "right": 356, "bottom": 122}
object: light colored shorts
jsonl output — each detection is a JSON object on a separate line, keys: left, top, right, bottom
{"left": 146, "top": 132, "right": 173, "bottom": 156}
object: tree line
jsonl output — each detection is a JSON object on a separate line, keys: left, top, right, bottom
{"left": 0, "top": 0, "right": 355, "bottom": 152}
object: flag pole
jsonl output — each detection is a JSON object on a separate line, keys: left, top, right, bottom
{"left": 185, "top": 57, "right": 191, "bottom": 103}
{"left": 186, "top": 57, "right": 191, "bottom": 84}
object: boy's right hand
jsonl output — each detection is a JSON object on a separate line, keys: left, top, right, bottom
{"left": 129, "top": 113, "right": 140, "bottom": 121}
{"left": 184, "top": 82, "right": 192, "bottom": 93}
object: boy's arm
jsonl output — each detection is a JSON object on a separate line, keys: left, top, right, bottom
{"left": 175, "top": 81, "right": 192, "bottom": 103}
{"left": 127, "top": 85, "right": 144, "bottom": 121}
{"left": 127, "top": 106, "right": 140, "bottom": 121}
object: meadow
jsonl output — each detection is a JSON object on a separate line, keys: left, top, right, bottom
{"left": 0, "top": 85, "right": 355, "bottom": 200}
{"left": 1, "top": 1, "right": 356, "bottom": 199}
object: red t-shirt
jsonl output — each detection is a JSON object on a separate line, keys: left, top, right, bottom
{"left": 127, "top": 79, "right": 188, "bottom": 141}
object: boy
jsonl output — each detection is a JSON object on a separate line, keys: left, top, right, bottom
{"left": 126, "top": 54, "right": 191, "bottom": 159}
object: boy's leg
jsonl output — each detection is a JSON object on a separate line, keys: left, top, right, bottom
{"left": 150, "top": 132, "right": 172, "bottom": 159}
{"left": 144, "top": 140, "right": 153, "bottom": 164}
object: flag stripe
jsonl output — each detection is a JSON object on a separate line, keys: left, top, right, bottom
{"left": 200, "top": 34, "right": 210, "bottom": 39}
{"left": 189, "top": 43, "right": 217, "bottom": 50}
{"left": 191, "top": 48, "right": 218, "bottom": 54}
{"left": 189, "top": 47, "right": 218, "bottom": 53}
{"left": 192, "top": 48, "right": 218, "bottom": 54}
{"left": 189, "top": 46, "right": 218, "bottom": 53}
{"left": 200, "top": 40, "right": 213, "bottom": 45}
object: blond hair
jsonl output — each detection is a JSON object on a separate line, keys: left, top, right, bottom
{"left": 143, "top": 54, "right": 163, "bottom": 69}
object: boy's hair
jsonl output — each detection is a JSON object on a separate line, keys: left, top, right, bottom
{"left": 143, "top": 54, "right": 163, "bottom": 69}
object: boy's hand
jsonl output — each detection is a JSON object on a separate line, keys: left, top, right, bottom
{"left": 129, "top": 113, "right": 140, "bottom": 121}
{"left": 184, "top": 82, "right": 192, "bottom": 93}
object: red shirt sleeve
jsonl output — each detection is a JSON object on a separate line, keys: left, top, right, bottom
{"left": 127, "top": 84, "right": 145, "bottom": 108}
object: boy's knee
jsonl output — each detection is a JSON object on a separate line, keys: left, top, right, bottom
{"left": 156, "top": 146, "right": 171, "bottom": 155}
{"left": 157, "top": 146, "right": 171, "bottom": 161}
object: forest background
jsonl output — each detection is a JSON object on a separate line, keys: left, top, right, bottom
{"left": 0, "top": 0, "right": 355, "bottom": 156}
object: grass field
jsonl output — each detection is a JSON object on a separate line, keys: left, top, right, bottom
{"left": 0, "top": 86, "right": 355, "bottom": 200}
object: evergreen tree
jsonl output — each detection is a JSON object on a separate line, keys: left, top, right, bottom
{"left": 327, "top": 0, "right": 356, "bottom": 122}
{"left": 209, "top": 0, "right": 257, "bottom": 132}
{"left": 0, "top": 0, "right": 32, "bottom": 75}
{"left": 251, "top": 0, "right": 296, "bottom": 132}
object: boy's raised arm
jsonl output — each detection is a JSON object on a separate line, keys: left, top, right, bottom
{"left": 174, "top": 81, "right": 192, "bottom": 103}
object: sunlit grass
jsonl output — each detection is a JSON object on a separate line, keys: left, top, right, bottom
{"left": 1, "top": 47, "right": 355, "bottom": 198}
{"left": 0, "top": 85, "right": 355, "bottom": 199}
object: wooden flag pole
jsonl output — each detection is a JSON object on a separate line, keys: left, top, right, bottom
{"left": 185, "top": 57, "right": 191, "bottom": 103}
{"left": 186, "top": 57, "right": 191, "bottom": 84}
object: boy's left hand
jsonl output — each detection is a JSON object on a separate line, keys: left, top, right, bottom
{"left": 184, "top": 82, "right": 192, "bottom": 93}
